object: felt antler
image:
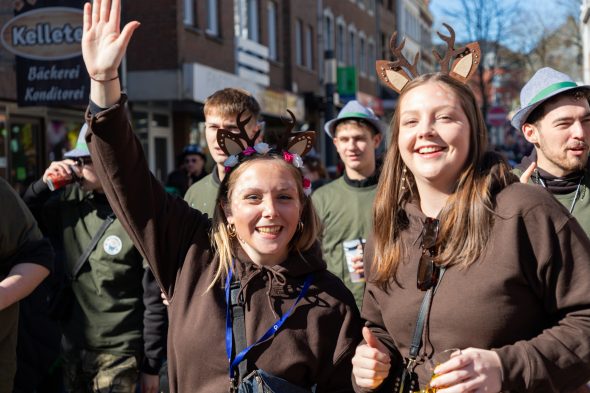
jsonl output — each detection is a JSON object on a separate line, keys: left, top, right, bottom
{"left": 390, "top": 33, "right": 420, "bottom": 78}
{"left": 376, "top": 32, "right": 420, "bottom": 94}
{"left": 433, "top": 23, "right": 480, "bottom": 83}
{"left": 277, "top": 110, "right": 315, "bottom": 157}
{"left": 433, "top": 23, "right": 464, "bottom": 73}
{"left": 217, "top": 110, "right": 261, "bottom": 156}
{"left": 376, "top": 23, "right": 481, "bottom": 93}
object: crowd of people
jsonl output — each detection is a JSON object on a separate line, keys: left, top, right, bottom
{"left": 1, "top": 1, "right": 590, "bottom": 392}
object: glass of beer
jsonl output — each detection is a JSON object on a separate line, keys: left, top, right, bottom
{"left": 424, "top": 348, "right": 460, "bottom": 392}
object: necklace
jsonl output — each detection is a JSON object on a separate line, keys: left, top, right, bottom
{"left": 534, "top": 170, "right": 584, "bottom": 214}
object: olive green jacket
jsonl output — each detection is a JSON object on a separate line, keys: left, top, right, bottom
{"left": 183, "top": 169, "right": 221, "bottom": 217}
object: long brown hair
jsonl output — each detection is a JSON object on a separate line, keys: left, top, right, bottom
{"left": 372, "top": 73, "right": 515, "bottom": 287}
{"left": 209, "top": 155, "right": 322, "bottom": 289}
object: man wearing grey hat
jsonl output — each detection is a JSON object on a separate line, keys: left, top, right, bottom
{"left": 512, "top": 67, "right": 590, "bottom": 235}
{"left": 21, "top": 124, "right": 167, "bottom": 393}
{"left": 312, "top": 100, "right": 385, "bottom": 308}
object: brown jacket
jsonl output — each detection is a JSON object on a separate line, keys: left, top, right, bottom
{"left": 357, "top": 183, "right": 590, "bottom": 393}
{"left": 85, "top": 98, "right": 362, "bottom": 393}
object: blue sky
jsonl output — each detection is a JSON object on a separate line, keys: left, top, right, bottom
{"left": 429, "top": 0, "right": 575, "bottom": 51}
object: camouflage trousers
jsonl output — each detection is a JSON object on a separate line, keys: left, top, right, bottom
{"left": 62, "top": 349, "right": 139, "bottom": 393}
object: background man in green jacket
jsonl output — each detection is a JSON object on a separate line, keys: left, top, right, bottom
{"left": 512, "top": 67, "right": 590, "bottom": 234}
{"left": 184, "top": 88, "right": 262, "bottom": 217}
{"left": 312, "top": 100, "right": 386, "bottom": 308}
{"left": 23, "top": 126, "right": 166, "bottom": 393}
{"left": 0, "top": 177, "right": 53, "bottom": 392}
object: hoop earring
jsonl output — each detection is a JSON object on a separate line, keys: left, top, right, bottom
{"left": 297, "top": 220, "right": 304, "bottom": 232}
{"left": 401, "top": 165, "right": 408, "bottom": 191}
{"left": 227, "top": 223, "right": 236, "bottom": 238}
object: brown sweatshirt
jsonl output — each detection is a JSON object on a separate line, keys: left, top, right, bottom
{"left": 85, "top": 98, "right": 362, "bottom": 393}
{"left": 356, "top": 182, "right": 590, "bottom": 393}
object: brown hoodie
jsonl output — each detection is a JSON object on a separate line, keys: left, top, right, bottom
{"left": 84, "top": 97, "right": 362, "bottom": 393}
{"left": 356, "top": 182, "right": 590, "bottom": 392}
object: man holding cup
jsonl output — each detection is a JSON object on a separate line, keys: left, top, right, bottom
{"left": 312, "top": 100, "right": 385, "bottom": 308}
{"left": 22, "top": 124, "right": 167, "bottom": 393}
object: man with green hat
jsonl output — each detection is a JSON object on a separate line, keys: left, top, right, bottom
{"left": 22, "top": 124, "right": 167, "bottom": 393}
{"left": 312, "top": 100, "right": 385, "bottom": 308}
{"left": 512, "top": 67, "right": 590, "bottom": 235}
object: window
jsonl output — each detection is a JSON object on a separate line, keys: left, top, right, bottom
{"left": 206, "top": 0, "right": 219, "bottom": 35}
{"left": 337, "top": 21, "right": 345, "bottom": 63}
{"left": 380, "top": 32, "right": 388, "bottom": 60}
{"left": 295, "top": 19, "right": 303, "bottom": 66}
{"left": 359, "top": 34, "right": 366, "bottom": 75}
{"left": 349, "top": 28, "right": 356, "bottom": 67}
{"left": 235, "top": 0, "right": 259, "bottom": 41}
{"left": 324, "top": 14, "right": 334, "bottom": 51}
{"left": 368, "top": 39, "right": 376, "bottom": 78}
{"left": 247, "top": 0, "right": 259, "bottom": 41}
{"left": 305, "top": 25, "right": 313, "bottom": 69}
{"left": 183, "top": 0, "right": 198, "bottom": 27}
{"left": 268, "top": 1, "right": 278, "bottom": 60}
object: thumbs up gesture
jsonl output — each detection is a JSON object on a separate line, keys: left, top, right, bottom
{"left": 352, "top": 327, "right": 392, "bottom": 389}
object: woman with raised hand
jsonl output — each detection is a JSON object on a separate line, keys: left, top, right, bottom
{"left": 352, "top": 27, "right": 590, "bottom": 393}
{"left": 80, "top": 1, "right": 361, "bottom": 392}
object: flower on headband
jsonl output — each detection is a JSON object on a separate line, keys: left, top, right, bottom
{"left": 283, "top": 151, "right": 294, "bottom": 164}
{"left": 224, "top": 154, "right": 239, "bottom": 169}
{"left": 243, "top": 147, "right": 256, "bottom": 156}
{"left": 292, "top": 154, "right": 303, "bottom": 168}
{"left": 303, "top": 177, "right": 312, "bottom": 196}
{"left": 254, "top": 143, "right": 270, "bottom": 154}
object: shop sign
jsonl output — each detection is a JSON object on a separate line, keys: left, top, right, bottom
{"left": 1, "top": 2, "right": 88, "bottom": 107}
{"left": 259, "top": 89, "right": 305, "bottom": 120}
{"left": 337, "top": 66, "right": 357, "bottom": 103}
{"left": 1, "top": 7, "right": 83, "bottom": 61}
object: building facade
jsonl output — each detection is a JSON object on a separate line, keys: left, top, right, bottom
{"left": 0, "top": 0, "right": 403, "bottom": 189}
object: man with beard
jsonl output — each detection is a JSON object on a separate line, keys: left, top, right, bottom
{"left": 512, "top": 67, "right": 590, "bottom": 235}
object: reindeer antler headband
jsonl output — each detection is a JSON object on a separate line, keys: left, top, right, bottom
{"left": 217, "top": 110, "right": 316, "bottom": 194}
{"left": 376, "top": 23, "right": 481, "bottom": 93}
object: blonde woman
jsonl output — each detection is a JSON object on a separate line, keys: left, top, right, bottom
{"left": 81, "top": 1, "right": 361, "bottom": 392}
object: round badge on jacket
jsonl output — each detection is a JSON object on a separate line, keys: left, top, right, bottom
{"left": 103, "top": 235, "right": 123, "bottom": 255}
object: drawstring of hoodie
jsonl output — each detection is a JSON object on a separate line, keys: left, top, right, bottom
{"left": 236, "top": 265, "right": 287, "bottom": 319}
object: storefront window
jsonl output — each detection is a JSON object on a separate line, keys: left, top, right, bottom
{"left": 133, "top": 111, "right": 149, "bottom": 155}
{"left": 9, "top": 118, "right": 41, "bottom": 194}
{"left": 46, "top": 120, "right": 83, "bottom": 163}
{"left": 0, "top": 113, "right": 6, "bottom": 180}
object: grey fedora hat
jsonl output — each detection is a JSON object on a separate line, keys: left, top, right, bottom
{"left": 511, "top": 67, "right": 590, "bottom": 130}
{"left": 324, "top": 100, "right": 387, "bottom": 138}
{"left": 64, "top": 124, "right": 90, "bottom": 158}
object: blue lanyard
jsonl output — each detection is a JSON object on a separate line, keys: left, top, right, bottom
{"left": 224, "top": 265, "right": 313, "bottom": 379}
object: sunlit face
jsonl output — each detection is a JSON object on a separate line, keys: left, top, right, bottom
{"left": 205, "top": 110, "right": 261, "bottom": 166}
{"left": 398, "top": 82, "right": 471, "bottom": 194}
{"left": 333, "top": 123, "right": 382, "bottom": 175}
{"left": 523, "top": 95, "right": 590, "bottom": 177}
{"left": 225, "top": 160, "right": 301, "bottom": 266}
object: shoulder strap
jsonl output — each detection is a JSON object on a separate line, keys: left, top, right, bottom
{"left": 230, "top": 279, "right": 249, "bottom": 381}
{"left": 70, "top": 213, "right": 116, "bottom": 279}
{"left": 409, "top": 267, "right": 447, "bottom": 360}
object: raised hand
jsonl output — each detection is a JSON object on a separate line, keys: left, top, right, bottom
{"left": 82, "top": 0, "right": 139, "bottom": 80}
{"left": 352, "top": 327, "right": 391, "bottom": 389}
